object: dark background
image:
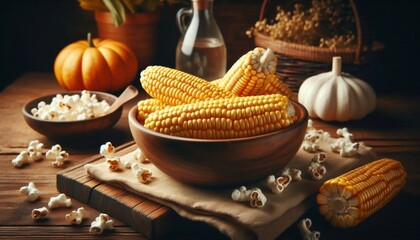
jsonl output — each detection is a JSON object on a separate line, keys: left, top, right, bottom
{"left": 1, "top": 0, "right": 419, "bottom": 93}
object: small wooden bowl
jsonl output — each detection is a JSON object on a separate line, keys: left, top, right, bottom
{"left": 128, "top": 101, "right": 308, "bottom": 187}
{"left": 22, "top": 91, "right": 122, "bottom": 138}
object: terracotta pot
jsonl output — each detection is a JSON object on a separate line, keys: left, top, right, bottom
{"left": 95, "top": 11, "right": 160, "bottom": 69}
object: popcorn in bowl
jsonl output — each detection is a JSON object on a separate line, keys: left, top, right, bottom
{"left": 31, "top": 90, "right": 110, "bottom": 121}
{"left": 22, "top": 90, "right": 123, "bottom": 138}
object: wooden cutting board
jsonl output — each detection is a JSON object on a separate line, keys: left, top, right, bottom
{"left": 56, "top": 142, "right": 181, "bottom": 239}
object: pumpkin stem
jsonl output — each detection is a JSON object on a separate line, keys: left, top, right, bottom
{"left": 332, "top": 56, "right": 342, "bottom": 76}
{"left": 87, "top": 33, "right": 95, "bottom": 48}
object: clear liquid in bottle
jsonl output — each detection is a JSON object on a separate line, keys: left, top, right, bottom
{"left": 176, "top": 38, "right": 226, "bottom": 81}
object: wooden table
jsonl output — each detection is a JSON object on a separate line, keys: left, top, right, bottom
{"left": 1, "top": 72, "right": 419, "bottom": 240}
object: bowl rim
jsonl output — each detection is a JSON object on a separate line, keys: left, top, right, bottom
{"left": 129, "top": 100, "right": 309, "bottom": 143}
{"left": 22, "top": 90, "right": 120, "bottom": 124}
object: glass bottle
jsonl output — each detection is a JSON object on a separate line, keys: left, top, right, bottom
{"left": 176, "top": 0, "right": 227, "bottom": 81}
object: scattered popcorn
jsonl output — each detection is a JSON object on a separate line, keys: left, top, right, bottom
{"left": 302, "top": 133, "right": 320, "bottom": 153}
{"left": 106, "top": 157, "right": 121, "bottom": 171}
{"left": 65, "top": 207, "right": 86, "bottom": 225}
{"left": 330, "top": 137, "right": 348, "bottom": 153}
{"left": 330, "top": 128, "right": 360, "bottom": 157}
{"left": 311, "top": 152, "right": 326, "bottom": 163}
{"left": 27, "top": 140, "right": 43, "bottom": 161}
{"left": 89, "top": 213, "right": 114, "bottom": 235}
{"left": 231, "top": 186, "right": 251, "bottom": 202}
{"left": 31, "top": 91, "right": 110, "bottom": 121}
{"left": 46, "top": 144, "right": 69, "bottom": 167}
{"left": 100, "top": 142, "right": 115, "bottom": 158}
{"left": 307, "top": 162, "right": 327, "bottom": 180}
{"left": 336, "top": 127, "right": 354, "bottom": 141}
{"left": 281, "top": 168, "right": 302, "bottom": 181}
{"left": 249, "top": 188, "right": 267, "bottom": 208}
{"left": 48, "top": 193, "right": 72, "bottom": 209}
{"left": 32, "top": 207, "right": 49, "bottom": 220}
{"left": 298, "top": 218, "right": 321, "bottom": 240}
{"left": 19, "top": 182, "right": 40, "bottom": 201}
{"left": 340, "top": 142, "right": 360, "bottom": 157}
{"left": 266, "top": 174, "right": 292, "bottom": 194}
{"left": 11, "top": 151, "right": 30, "bottom": 168}
{"left": 133, "top": 148, "right": 148, "bottom": 163}
{"left": 122, "top": 159, "right": 132, "bottom": 169}
{"left": 307, "top": 120, "right": 330, "bottom": 137}
{"left": 231, "top": 186, "right": 267, "bottom": 208}
{"left": 307, "top": 119, "right": 316, "bottom": 132}
{"left": 131, "top": 163, "right": 152, "bottom": 183}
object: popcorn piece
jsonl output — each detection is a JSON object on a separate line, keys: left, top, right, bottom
{"left": 302, "top": 133, "right": 320, "bottom": 153}
{"left": 298, "top": 218, "right": 321, "bottom": 240}
{"left": 302, "top": 140, "right": 319, "bottom": 153}
{"left": 100, "top": 142, "right": 115, "bottom": 158}
{"left": 89, "top": 213, "right": 114, "bottom": 235}
{"left": 306, "top": 119, "right": 330, "bottom": 139}
{"left": 311, "top": 152, "right": 326, "bottom": 163}
{"left": 266, "top": 174, "right": 292, "bottom": 194}
{"left": 330, "top": 137, "right": 347, "bottom": 153}
{"left": 122, "top": 159, "right": 133, "bottom": 169}
{"left": 231, "top": 186, "right": 251, "bottom": 202}
{"left": 336, "top": 127, "right": 354, "bottom": 141}
{"left": 249, "top": 188, "right": 267, "bottom": 208}
{"left": 231, "top": 186, "right": 267, "bottom": 208}
{"left": 11, "top": 151, "right": 30, "bottom": 168}
{"left": 131, "top": 163, "right": 152, "bottom": 183}
{"left": 32, "top": 207, "right": 49, "bottom": 220}
{"left": 331, "top": 138, "right": 360, "bottom": 157}
{"left": 340, "top": 142, "right": 359, "bottom": 157}
{"left": 281, "top": 168, "right": 302, "bottom": 181}
{"left": 330, "top": 127, "right": 361, "bottom": 157}
{"left": 48, "top": 193, "right": 72, "bottom": 209}
{"left": 133, "top": 148, "right": 148, "bottom": 163}
{"left": 65, "top": 207, "right": 86, "bottom": 225}
{"left": 46, "top": 144, "right": 69, "bottom": 167}
{"left": 27, "top": 140, "right": 44, "bottom": 161}
{"left": 106, "top": 157, "right": 121, "bottom": 171}
{"left": 20, "top": 182, "right": 40, "bottom": 201}
{"left": 308, "top": 162, "right": 327, "bottom": 180}
{"left": 307, "top": 119, "right": 316, "bottom": 132}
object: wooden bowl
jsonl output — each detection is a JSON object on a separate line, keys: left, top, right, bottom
{"left": 22, "top": 91, "right": 122, "bottom": 138}
{"left": 128, "top": 101, "right": 308, "bottom": 187}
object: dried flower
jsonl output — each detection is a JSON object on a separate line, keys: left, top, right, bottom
{"left": 247, "top": 0, "right": 356, "bottom": 50}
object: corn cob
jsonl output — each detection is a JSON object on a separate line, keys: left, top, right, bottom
{"left": 316, "top": 158, "right": 406, "bottom": 228}
{"left": 144, "top": 94, "right": 298, "bottom": 139}
{"left": 140, "top": 66, "right": 234, "bottom": 106}
{"left": 212, "top": 75, "right": 296, "bottom": 101}
{"left": 262, "top": 75, "right": 297, "bottom": 101}
{"left": 137, "top": 98, "right": 167, "bottom": 124}
{"left": 210, "top": 78, "right": 222, "bottom": 86}
{"left": 217, "top": 48, "right": 277, "bottom": 96}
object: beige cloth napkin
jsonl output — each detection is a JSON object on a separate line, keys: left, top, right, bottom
{"left": 85, "top": 132, "right": 376, "bottom": 240}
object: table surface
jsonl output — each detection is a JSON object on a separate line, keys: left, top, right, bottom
{"left": 0, "top": 72, "right": 419, "bottom": 240}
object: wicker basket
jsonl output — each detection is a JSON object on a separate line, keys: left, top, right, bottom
{"left": 254, "top": 0, "right": 385, "bottom": 92}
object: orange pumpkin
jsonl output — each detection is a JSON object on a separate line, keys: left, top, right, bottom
{"left": 54, "top": 33, "right": 138, "bottom": 92}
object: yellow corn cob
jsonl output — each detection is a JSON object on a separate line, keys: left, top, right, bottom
{"left": 137, "top": 98, "right": 167, "bottom": 124}
{"left": 316, "top": 158, "right": 406, "bottom": 228}
{"left": 144, "top": 94, "right": 298, "bottom": 139}
{"left": 218, "top": 48, "right": 277, "bottom": 96}
{"left": 210, "top": 78, "right": 222, "bottom": 86}
{"left": 213, "top": 74, "right": 296, "bottom": 101}
{"left": 140, "top": 66, "right": 234, "bottom": 105}
{"left": 262, "top": 75, "right": 297, "bottom": 101}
